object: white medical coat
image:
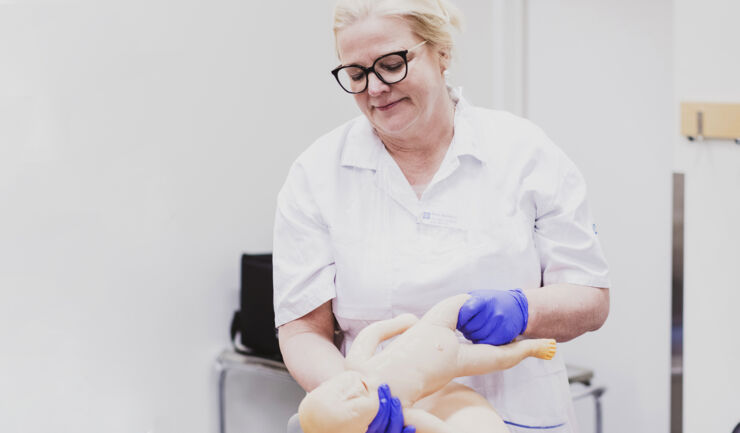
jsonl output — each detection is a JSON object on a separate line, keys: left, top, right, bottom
{"left": 273, "top": 96, "right": 610, "bottom": 432}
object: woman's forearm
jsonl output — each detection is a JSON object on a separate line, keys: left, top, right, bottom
{"left": 279, "top": 330, "right": 345, "bottom": 391}
{"left": 277, "top": 300, "right": 346, "bottom": 392}
{"left": 522, "top": 283, "right": 609, "bottom": 342}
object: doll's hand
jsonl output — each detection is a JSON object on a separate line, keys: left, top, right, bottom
{"left": 456, "top": 289, "right": 529, "bottom": 345}
{"left": 366, "top": 384, "right": 416, "bottom": 433}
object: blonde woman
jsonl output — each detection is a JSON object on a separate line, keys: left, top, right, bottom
{"left": 274, "top": 1, "right": 610, "bottom": 432}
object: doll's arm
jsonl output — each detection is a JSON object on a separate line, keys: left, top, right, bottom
{"left": 346, "top": 313, "right": 419, "bottom": 368}
{"left": 455, "top": 338, "right": 556, "bottom": 377}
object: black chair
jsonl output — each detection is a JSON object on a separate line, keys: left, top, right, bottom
{"left": 230, "top": 253, "right": 282, "bottom": 361}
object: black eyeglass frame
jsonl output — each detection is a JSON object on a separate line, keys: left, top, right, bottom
{"left": 330, "top": 41, "right": 427, "bottom": 94}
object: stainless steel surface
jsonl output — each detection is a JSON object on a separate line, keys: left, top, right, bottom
{"left": 216, "top": 349, "right": 305, "bottom": 433}
{"left": 566, "top": 364, "right": 594, "bottom": 386}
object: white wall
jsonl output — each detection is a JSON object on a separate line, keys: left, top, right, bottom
{"left": 674, "top": 0, "right": 740, "bottom": 431}
{"left": 526, "top": 1, "right": 674, "bottom": 432}
{"left": 0, "top": 1, "right": 495, "bottom": 432}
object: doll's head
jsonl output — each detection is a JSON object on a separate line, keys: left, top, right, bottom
{"left": 298, "top": 370, "right": 379, "bottom": 433}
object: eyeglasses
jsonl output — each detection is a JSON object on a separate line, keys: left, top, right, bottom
{"left": 331, "top": 40, "right": 427, "bottom": 94}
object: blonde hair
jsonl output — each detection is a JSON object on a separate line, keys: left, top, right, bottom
{"left": 333, "top": 0, "right": 463, "bottom": 59}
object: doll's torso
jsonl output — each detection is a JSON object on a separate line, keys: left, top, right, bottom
{"left": 355, "top": 320, "right": 461, "bottom": 407}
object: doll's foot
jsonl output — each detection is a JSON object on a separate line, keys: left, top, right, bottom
{"left": 533, "top": 339, "right": 557, "bottom": 360}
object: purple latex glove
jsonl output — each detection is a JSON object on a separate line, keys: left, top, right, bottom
{"left": 366, "top": 384, "right": 416, "bottom": 433}
{"left": 456, "top": 289, "right": 529, "bottom": 345}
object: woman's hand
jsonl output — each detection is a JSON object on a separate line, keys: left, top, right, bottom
{"left": 456, "top": 289, "right": 529, "bottom": 345}
{"left": 366, "top": 384, "right": 416, "bottom": 433}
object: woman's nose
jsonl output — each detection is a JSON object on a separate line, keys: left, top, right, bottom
{"left": 367, "top": 72, "right": 390, "bottom": 97}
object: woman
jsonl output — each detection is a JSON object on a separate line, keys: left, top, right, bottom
{"left": 274, "top": 1, "right": 610, "bottom": 432}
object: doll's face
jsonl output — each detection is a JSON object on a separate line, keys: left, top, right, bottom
{"left": 298, "top": 371, "right": 379, "bottom": 433}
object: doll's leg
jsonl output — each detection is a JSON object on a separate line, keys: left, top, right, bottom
{"left": 418, "top": 294, "right": 471, "bottom": 328}
{"left": 409, "top": 383, "right": 508, "bottom": 433}
{"left": 402, "top": 409, "right": 454, "bottom": 433}
{"left": 345, "top": 313, "right": 419, "bottom": 367}
{"left": 455, "top": 338, "right": 557, "bottom": 377}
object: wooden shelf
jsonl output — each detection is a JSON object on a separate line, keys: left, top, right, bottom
{"left": 680, "top": 102, "right": 740, "bottom": 141}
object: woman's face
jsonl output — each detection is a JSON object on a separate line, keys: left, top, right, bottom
{"left": 336, "top": 15, "right": 449, "bottom": 139}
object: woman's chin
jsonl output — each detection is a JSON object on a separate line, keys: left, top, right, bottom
{"left": 372, "top": 116, "right": 417, "bottom": 138}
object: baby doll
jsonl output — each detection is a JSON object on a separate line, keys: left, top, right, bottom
{"left": 298, "top": 294, "right": 557, "bottom": 433}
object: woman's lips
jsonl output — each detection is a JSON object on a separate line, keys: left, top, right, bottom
{"left": 376, "top": 99, "right": 403, "bottom": 111}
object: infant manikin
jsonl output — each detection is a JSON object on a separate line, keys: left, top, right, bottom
{"left": 298, "top": 294, "right": 557, "bottom": 433}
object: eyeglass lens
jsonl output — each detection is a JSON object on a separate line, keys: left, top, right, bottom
{"left": 336, "top": 53, "right": 407, "bottom": 93}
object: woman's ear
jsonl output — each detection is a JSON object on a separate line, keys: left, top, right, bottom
{"left": 438, "top": 48, "right": 451, "bottom": 73}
